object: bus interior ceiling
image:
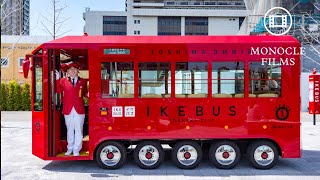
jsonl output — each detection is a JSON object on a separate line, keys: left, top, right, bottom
{"left": 59, "top": 48, "right": 89, "bottom": 70}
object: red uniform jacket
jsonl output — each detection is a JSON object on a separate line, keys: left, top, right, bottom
{"left": 56, "top": 77, "right": 88, "bottom": 115}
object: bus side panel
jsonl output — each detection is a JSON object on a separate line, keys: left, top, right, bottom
{"left": 89, "top": 41, "right": 301, "bottom": 159}
{"left": 279, "top": 47, "right": 301, "bottom": 158}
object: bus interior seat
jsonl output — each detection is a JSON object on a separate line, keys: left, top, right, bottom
{"left": 141, "top": 93, "right": 163, "bottom": 98}
{"left": 188, "top": 93, "right": 208, "bottom": 98}
{"left": 234, "top": 93, "right": 257, "bottom": 98}
{"left": 175, "top": 94, "right": 186, "bottom": 98}
{"left": 212, "top": 93, "right": 233, "bottom": 98}
{"left": 118, "top": 94, "right": 134, "bottom": 98}
{"left": 234, "top": 93, "right": 244, "bottom": 98}
{"left": 257, "top": 93, "right": 279, "bottom": 98}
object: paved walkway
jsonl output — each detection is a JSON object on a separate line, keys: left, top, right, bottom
{"left": 1, "top": 111, "right": 320, "bottom": 180}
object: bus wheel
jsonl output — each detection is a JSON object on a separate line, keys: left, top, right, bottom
{"left": 95, "top": 141, "right": 127, "bottom": 169}
{"left": 209, "top": 141, "right": 241, "bottom": 169}
{"left": 247, "top": 141, "right": 279, "bottom": 169}
{"left": 134, "top": 141, "right": 164, "bottom": 169}
{"left": 171, "top": 141, "right": 202, "bottom": 169}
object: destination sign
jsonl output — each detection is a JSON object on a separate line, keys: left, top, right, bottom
{"left": 104, "top": 48, "right": 130, "bottom": 55}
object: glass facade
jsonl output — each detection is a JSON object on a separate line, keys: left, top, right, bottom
{"left": 185, "top": 17, "right": 208, "bottom": 35}
{"left": 103, "top": 16, "right": 127, "bottom": 35}
{"left": 1, "top": 0, "right": 30, "bottom": 35}
{"left": 281, "top": 0, "right": 317, "bottom": 14}
{"left": 158, "top": 17, "right": 181, "bottom": 35}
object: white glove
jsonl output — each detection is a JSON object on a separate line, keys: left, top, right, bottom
{"left": 55, "top": 70, "right": 60, "bottom": 80}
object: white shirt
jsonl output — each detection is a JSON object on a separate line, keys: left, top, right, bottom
{"left": 71, "top": 76, "right": 78, "bottom": 85}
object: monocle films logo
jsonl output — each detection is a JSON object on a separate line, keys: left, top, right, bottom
{"left": 251, "top": 7, "right": 306, "bottom": 66}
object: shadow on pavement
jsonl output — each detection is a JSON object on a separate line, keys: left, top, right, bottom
{"left": 42, "top": 149, "right": 320, "bottom": 177}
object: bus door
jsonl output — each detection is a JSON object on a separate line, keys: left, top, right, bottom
{"left": 47, "top": 48, "right": 90, "bottom": 158}
{"left": 47, "top": 49, "right": 62, "bottom": 157}
{"left": 29, "top": 48, "right": 58, "bottom": 158}
{"left": 31, "top": 53, "right": 46, "bottom": 159}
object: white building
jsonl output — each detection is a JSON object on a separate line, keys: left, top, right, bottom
{"left": 83, "top": 0, "right": 248, "bottom": 36}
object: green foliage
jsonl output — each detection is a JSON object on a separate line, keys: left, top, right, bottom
{"left": 21, "top": 83, "right": 31, "bottom": 111}
{"left": 13, "top": 82, "right": 22, "bottom": 111}
{"left": 83, "top": 97, "right": 89, "bottom": 106}
{"left": 2, "top": 81, "right": 31, "bottom": 111}
{"left": 7, "top": 81, "right": 16, "bottom": 111}
{"left": 0, "top": 83, "right": 8, "bottom": 111}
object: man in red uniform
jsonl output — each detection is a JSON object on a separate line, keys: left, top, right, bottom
{"left": 55, "top": 62, "right": 88, "bottom": 156}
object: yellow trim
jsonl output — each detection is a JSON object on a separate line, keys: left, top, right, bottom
{"left": 56, "top": 151, "right": 89, "bottom": 157}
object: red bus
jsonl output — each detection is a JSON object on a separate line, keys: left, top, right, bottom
{"left": 24, "top": 36, "right": 301, "bottom": 170}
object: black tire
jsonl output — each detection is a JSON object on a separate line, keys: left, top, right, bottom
{"left": 171, "top": 141, "right": 203, "bottom": 169}
{"left": 209, "top": 141, "right": 241, "bottom": 169}
{"left": 95, "top": 141, "right": 127, "bottom": 169}
{"left": 134, "top": 141, "right": 165, "bottom": 169}
{"left": 247, "top": 141, "right": 279, "bottom": 169}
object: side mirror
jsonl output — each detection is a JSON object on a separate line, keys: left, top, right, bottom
{"left": 22, "top": 58, "right": 31, "bottom": 78}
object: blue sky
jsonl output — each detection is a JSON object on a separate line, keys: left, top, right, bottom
{"left": 30, "top": 0, "right": 125, "bottom": 36}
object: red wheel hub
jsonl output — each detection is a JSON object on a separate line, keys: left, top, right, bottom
{"left": 184, "top": 152, "right": 191, "bottom": 159}
{"left": 261, "top": 152, "right": 268, "bottom": 159}
{"left": 222, "top": 151, "right": 230, "bottom": 159}
{"left": 107, "top": 152, "right": 114, "bottom": 159}
{"left": 146, "top": 152, "right": 153, "bottom": 159}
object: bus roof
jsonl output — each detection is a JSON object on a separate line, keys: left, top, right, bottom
{"left": 44, "top": 35, "right": 300, "bottom": 46}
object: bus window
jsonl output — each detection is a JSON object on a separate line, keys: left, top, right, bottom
{"left": 175, "top": 62, "right": 208, "bottom": 98}
{"left": 249, "top": 62, "right": 281, "bottom": 98}
{"left": 212, "top": 62, "right": 244, "bottom": 98}
{"left": 138, "top": 62, "right": 171, "bottom": 98}
{"left": 101, "top": 62, "right": 134, "bottom": 98}
{"left": 34, "top": 58, "right": 43, "bottom": 111}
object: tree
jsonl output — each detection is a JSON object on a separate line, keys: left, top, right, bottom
{"left": 13, "top": 82, "right": 22, "bottom": 111}
{"left": 40, "top": 0, "right": 71, "bottom": 39}
{"left": 6, "top": 81, "right": 16, "bottom": 111}
{"left": 291, "top": 12, "right": 320, "bottom": 72}
{"left": 0, "top": 83, "right": 8, "bottom": 111}
{"left": 21, "top": 83, "right": 31, "bottom": 111}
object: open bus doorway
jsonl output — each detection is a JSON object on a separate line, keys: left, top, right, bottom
{"left": 48, "top": 48, "right": 89, "bottom": 157}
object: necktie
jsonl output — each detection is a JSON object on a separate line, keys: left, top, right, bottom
{"left": 72, "top": 78, "right": 75, "bottom": 86}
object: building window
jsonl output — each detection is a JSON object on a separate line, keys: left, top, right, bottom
{"left": 175, "top": 62, "right": 208, "bottom": 98}
{"left": 134, "top": 30, "right": 140, "bottom": 35}
{"left": 212, "top": 62, "right": 244, "bottom": 98}
{"left": 18, "top": 57, "right": 24, "bottom": 67}
{"left": 103, "top": 16, "right": 127, "bottom": 35}
{"left": 158, "top": 17, "right": 181, "bottom": 35}
{"left": 134, "top": 20, "right": 140, "bottom": 24}
{"left": 1, "top": 57, "right": 9, "bottom": 67}
{"left": 185, "top": 17, "right": 208, "bottom": 35}
{"left": 249, "top": 62, "right": 281, "bottom": 98}
{"left": 101, "top": 62, "right": 134, "bottom": 98}
{"left": 139, "top": 62, "right": 171, "bottom": 98}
